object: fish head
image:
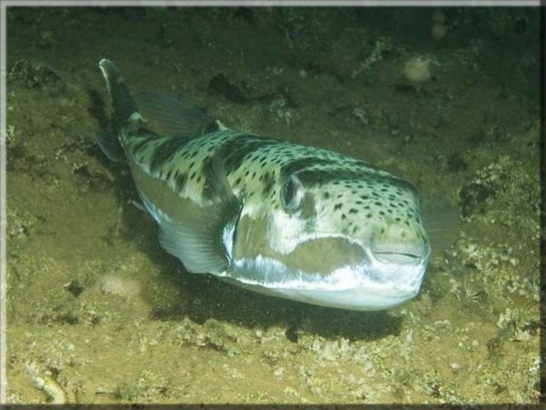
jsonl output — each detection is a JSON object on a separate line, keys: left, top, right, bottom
{"left": 230, "top": 164, "right": 430, "bottom": 311}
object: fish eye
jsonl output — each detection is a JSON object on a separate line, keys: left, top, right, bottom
{"left": 281, "top": 174, "right": 304, "bottom": 213}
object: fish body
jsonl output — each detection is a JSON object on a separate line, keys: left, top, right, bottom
{"left": 98, "top": 58, "right": 430, "bottom": 310}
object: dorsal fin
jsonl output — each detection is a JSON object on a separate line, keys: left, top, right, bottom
{"left": 132, "top": 91, "right": 216, "bottom": 139}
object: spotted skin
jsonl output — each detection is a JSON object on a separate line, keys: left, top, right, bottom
{"left": 99, "top": 58, "right": 430, "bottom": 311}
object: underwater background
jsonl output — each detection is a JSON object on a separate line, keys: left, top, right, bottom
{"left": 4, "top": 6, "right": 541, "bottom": 404}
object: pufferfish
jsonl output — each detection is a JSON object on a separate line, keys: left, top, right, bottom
{"left": 97, "top": 58, "right": 433, "bottom": 311}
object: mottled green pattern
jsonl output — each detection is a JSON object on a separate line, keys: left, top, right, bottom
{"left": 122, "top": 124, "right": 423, "bottom": 238}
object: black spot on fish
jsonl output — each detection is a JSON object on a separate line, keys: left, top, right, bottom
{"left": 201, "top": 157, "right": 218, "bottom": 200}
{"left": 297, "top": 168, "right": 396, "bottom": 188}
{"left": 216, "top": 135, "right": 280, "bottom": 174}
{"left": 175, "top": 172, "right": 187, "bottom": 192}
{"left": 149, "top": 137, "right": 191, "bottom": 173}
{"left": 262, "top": 172, "right": 274, "bottom": 196}
{"left": 280, "top": 157, "right": 332, "bottom": 180}
{"left": 130, "top": 133, "right": 155, "bottom": 155}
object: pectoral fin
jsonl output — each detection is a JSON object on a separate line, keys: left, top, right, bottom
{"left": 157, "top": 203, "right": 232, "bottom": 274}
{"left": 139, "top": 153, "right": 242, "bottom": 275}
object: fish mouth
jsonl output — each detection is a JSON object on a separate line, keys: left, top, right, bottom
{"left": 371, "top": 251, "right": 425, "bottom": 265}
{"left": 370, "top": 236, "right": 429, "bottom": 266}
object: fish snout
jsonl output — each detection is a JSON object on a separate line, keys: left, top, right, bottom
{"left": 370, "top": 223, "right": 429, "bottom": 265}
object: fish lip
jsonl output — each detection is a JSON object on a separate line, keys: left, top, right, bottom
{"left": 365, "top": 251, "right": 429, "bottom": 290}
{"left": 371, "top": 251, "right": 424, "bottom": 264}
{"left": 368, "top": 236, "right": 432, "bottom": 267}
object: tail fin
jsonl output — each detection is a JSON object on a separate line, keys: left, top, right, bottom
{"left": 99, "top": 58, "right": 140, "bottom": 124}
{"left": 97, "top": 58, "right": 143, "bottom": 162}
{"left": 97, "top": 58, "right": 216, "bottom": 162}
{"left": 99, "top": 58, "right": 213, "bottom": 139}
